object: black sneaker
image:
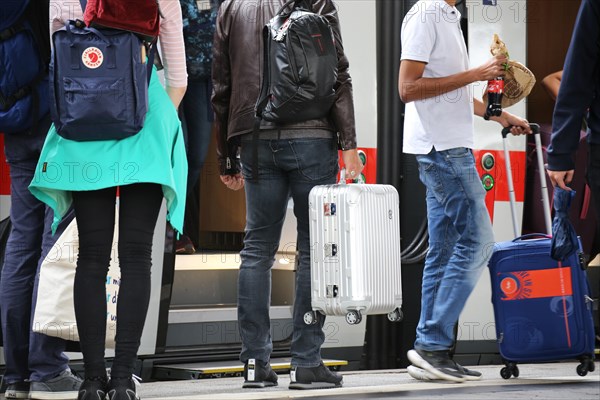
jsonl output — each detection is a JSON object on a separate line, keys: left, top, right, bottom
{"left": 242, "top": 359, "right": 278, "bottom": 388}
{"left": 30, "top": 369, "right": 82, "bottom": 399}
{"left": 78, "top": 376, "right": 108, "bottom": 400}
{"left": 175, "top": 234, "right": 196, "bottom": 254}
{"left": 455, "top": 363, "right": 482, "bottom": 381}
{"left": 407, "top": 349, "right": 465, "bottom": 383}
{"left": 289, "top": 362, "right": 343, "bottom": 390}
{"left": 5, "top": 382, "right": 30, "bottom": 399}
{"left": 107, "top": 377, "right": 140, "bottom": 400}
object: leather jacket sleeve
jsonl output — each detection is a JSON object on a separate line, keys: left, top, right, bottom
{"left": 313, "top": 0, "right": 357, "bottom": 150}
{"left": 211, "top": 1, "right": 239, "bottom": 175}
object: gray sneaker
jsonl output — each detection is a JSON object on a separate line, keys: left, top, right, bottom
{"left": 5, "top": 382, "right": 30, "bottom": 399}
{"left": 30, "top": 369, "right": 82, "bottom": 400}
{"left": 407, "top": 349, "right": 465, "bottom": 383}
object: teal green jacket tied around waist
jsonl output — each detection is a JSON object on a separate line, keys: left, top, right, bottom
{"left": 29, "top": 69, "right": 188, "bottom": 234}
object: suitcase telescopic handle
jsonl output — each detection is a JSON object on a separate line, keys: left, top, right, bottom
{"left": 512, "top": 233, "right": 552, "bottom": 242}
{"left": 501, "top": 123, "right": 540, "bottom": 138}
{"left": 500, "top": 123, "right": 551, "bottom": 237}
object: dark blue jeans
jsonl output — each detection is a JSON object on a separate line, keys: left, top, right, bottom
{"left": 238, "top": 137, "right": 338, "bottom": 368}
{"left": 0, "top": 118, "right": 73, "bottom": 383}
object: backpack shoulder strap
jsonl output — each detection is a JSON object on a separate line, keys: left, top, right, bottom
{"left": 276, "top": 0, "right": 301, "bottom": 16}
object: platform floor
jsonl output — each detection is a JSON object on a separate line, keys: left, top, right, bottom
{"left": 138, "top": 361, "right": 598, "bottom": 399}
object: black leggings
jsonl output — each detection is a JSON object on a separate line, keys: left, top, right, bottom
{"left": 72, "top": 183, "right": 163, "bottom": 378}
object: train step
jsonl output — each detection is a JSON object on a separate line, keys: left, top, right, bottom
{"left": 152, "top": 358, "right": 347, "bottom": 380}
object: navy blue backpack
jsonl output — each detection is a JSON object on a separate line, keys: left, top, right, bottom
{"left": 0, "top": 0, "right": 50, "bottom": 134}
{"left": 49, "top": 0, "right": 152, "bottom": 141}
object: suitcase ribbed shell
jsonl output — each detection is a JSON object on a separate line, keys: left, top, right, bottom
{"left": 309, "top": 184, "right": 402, "bottom": 317}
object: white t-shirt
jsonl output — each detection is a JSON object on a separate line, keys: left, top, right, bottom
{"left": 401, "top": 0, "right": 474, "bottom": 155}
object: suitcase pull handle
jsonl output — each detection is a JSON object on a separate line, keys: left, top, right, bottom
{"left": 501, "top": 122, "right": 540, "bottom": 138}
{"left": 501, "top": 122, "right": 551, "bottom": 237}
{"left": 512, "top": 233, "right": 551, "bottom": 242}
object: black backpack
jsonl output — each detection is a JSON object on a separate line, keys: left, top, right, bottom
{"left": 255, "top": 0, "right": 338, "bottom": 123}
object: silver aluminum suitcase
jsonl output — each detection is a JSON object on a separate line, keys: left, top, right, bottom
{"left": 307, "top": 180, "right": 403, "bottom": 325}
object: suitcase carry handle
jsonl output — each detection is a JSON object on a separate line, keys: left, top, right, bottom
{"left": 501, "top": 123, "right": 552, "bottom": 237}
{"left": 339, "top": 168, "right": 365, "bottom": 184}
{"left": 512, "top": 233, "right": 551, "bottom": 242}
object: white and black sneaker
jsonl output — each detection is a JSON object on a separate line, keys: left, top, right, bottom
{"left": 107, "top": 376, "right": 140, "bottom": 400}
{"left": 407, "top": 349, "right": 465, "bottom": 383}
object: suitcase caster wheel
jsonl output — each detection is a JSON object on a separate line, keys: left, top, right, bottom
{"left": 500, "top": 364, "right": 518, "bottom": 379}
{"left": 303, "top": 311, "right": 319, "bottom": 325}
{"left": 588, "top": 360, "right": 595, "bottom": 373}
{"left": 387, "top": 308, "right": 403, "bottom": 322}
{"left": 512, "top": 365, "right": 519, "bottom": 378}
{"left": 345, "top": 310, "right": 362, "bottom": 325}
{"left": 576, "top": 363, "right": 588, "bottom": 376}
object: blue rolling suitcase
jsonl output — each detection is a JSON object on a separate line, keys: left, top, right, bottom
{"left": 488, "top": 124, "right": 596, "bottom": 379}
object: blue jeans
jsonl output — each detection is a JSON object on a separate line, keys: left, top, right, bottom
{"left": 180, "top": 78, "right": 212, "bottom": 190}
{"left": 414, "top": 147, "right": 495, "bottom": 352}
{"left": 238, "top": 137, "right": 338, "bottom": 368}
{"left": 1, "top": 119, "right": 73, "bottom": 383}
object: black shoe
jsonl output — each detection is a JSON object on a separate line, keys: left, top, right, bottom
{"left": 242, "top": 359, "right": 278, "bottom": 388}
{"left": 289, "top": 362, "right": 343, "bottom": 390}
{"left": 455, "top": 363, "right": 482, "bottom": 381}
{"left": 175, "top": 234, "right": 196, "bottom": 254}
{"left": 107, "top": 377, "right": 139, "bottom": 400}
{"left": 78, "top": 376, "right": 108, "bottom": 400}
{"left": 4, "top": 382, "right": 30, "bottom": 399}
{"left": 407, "top": 349, "right": 465, "bottom": 383}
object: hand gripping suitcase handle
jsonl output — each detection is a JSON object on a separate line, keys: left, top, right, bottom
{"left": 501, "top": 122, "right": 540, "bottom": 138}
{"left": 339, "top": 168, "right": 365, "bottom": 185}
{"left": 501, "top": 123, "right": 552, "bottom": 237}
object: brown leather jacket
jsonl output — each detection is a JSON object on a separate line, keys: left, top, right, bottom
{"left": 211, "top": 0, "right": 357, "bottom": 174}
